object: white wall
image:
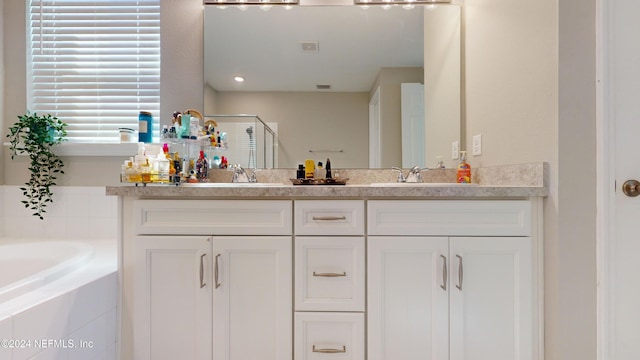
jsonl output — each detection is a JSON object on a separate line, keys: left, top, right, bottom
{"left": 424, "top": 5, "right": 461, "bottom": 169}
{"left": 463, "top": 1, "right": 597, "bottom": 360}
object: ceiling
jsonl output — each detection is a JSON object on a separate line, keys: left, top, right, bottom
{"left": 204, "top": 5, "right": 425, "bottom": 92}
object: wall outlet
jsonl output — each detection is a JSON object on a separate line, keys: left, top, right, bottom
{"left": 472, "top": 134, "right": 482, "bottom": 156}
{"left": 452, "top": 141, "right": 459, "bottom": 160}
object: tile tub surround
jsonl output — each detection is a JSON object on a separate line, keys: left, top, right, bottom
{"left": 107, "top": 162, "right": 549, "bottom": 198}
{"left": 1, "top": 186, "right": 117, "bottom": 239}
{"left": 0, "top": 240, "right": 117, "bottom": 360}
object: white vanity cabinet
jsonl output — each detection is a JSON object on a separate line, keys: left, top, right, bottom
{"left": 367, "top": 200, "right": 539, "bottom": 360}
{"left": 130, "top": 200, "right": 293, "bottom": 360}
{"left": 293, "top": 200, "right": 366, "bottom": 360}
{"left": 134, "top": 236, "right": 213, "bottom": 360}
{"left": 212, "top": 236, "right": 292, "bottom": 360}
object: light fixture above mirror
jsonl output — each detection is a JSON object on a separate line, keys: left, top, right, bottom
{"left": 203, "top": 0, "right": 451, "bottom": 6}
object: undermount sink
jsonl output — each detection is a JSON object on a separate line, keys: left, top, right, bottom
{"left": 179, "top": 182, "right": 284, "bottom": 187}
{"left": 369, "top": 182, "right": 479, "bottom": 187}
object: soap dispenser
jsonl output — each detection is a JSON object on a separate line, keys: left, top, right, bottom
{"left": 456, "top": 151, "right": 471, "bottom": 183}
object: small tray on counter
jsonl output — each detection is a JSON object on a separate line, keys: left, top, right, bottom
{"left": 290, "top": 178, "right": 349, "bottom": 186}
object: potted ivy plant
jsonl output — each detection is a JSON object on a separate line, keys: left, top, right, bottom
{"left": 6, "top": 112, "right": 67, "bottom": 220}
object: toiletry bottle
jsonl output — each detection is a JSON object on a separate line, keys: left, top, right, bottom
{"left": 156, "top": 154, "right": 170, "bottom": 183}
{"left": 325, "top": 158, "right": 332, "bottom": 179}
{"left": 305, "top": 159, "right": 315, "bottom": 179}
{"left": 315, "top": 161, "right": 325, "bottom": 179}
{"left": 456, "top": 151, "right": 471, "bottom": 183}
{"left": 196, "top": 150, "right": 208, "bottom": 181}
{"left": 138, "top": 111, "right": 153, "bottom": 143}
{"left": 141, "top": 159, "right": 151, "bottom": 183}
{"left": 297, "top": 164, "right": 305, "bottom": 179}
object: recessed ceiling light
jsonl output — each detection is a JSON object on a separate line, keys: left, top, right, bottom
{"left": 234, "top": 76, "right": 245, "bottom": 82}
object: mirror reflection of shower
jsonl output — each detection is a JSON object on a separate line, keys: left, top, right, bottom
{"left": 246, "top": 126, "right": 256, "bottom": 168}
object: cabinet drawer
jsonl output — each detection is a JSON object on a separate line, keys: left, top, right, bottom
{"left": 134, "top": 200, "right": 292, "bottom": 235}
{"left": 368, "top": 200, "right": 532, "bottom": 236}
{"left": 294, "top": 200, "right": 364, "bottom": 235}
{"left": 295, "top": 237, "right": 365, "bottom": 312}
{"left": 295, "top": 312, "right": 364, "bottom": 360}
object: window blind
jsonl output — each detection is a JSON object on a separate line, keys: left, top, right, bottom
{"left": 28, "top": 0, "right": 160, "bottom": 143}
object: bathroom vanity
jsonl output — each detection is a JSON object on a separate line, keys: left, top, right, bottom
{"left": 107, "top": 165, "right": 547, "bottom": 360}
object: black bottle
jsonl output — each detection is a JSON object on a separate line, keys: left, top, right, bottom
{"left": 325, "top": 158, "right": 332, "bottom": 179}
{"left": 296, "top": 164, "right": 305, "bottom": 179}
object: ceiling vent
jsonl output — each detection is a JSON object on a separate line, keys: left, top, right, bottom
{"left": 316, "top": 84, "right": 331, "bottom": 90}
{"left": 301, "top": 41, "right": 319, "bottom": 53}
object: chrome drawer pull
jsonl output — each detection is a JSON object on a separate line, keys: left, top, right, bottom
{"left": 312, "top": 216, "right": 347, "bottom": 221}
{"left": 456, "top": 254, "right": 463, "bottom": 291}
{"left": 440, "top": 254, "right": 447, "bottom": 291}
{"left": 214, "top": 254, "right": 221, "bottom": 289}
{"left": 313, "top": 271, "right": 347, "bottom": 277}
{"left": 199, "top": 254, "right": 206, "bottom": 289}
{"left": 312, "top": 345, "right": 346, "bottom": 353}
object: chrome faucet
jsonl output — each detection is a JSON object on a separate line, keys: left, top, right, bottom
{"left": 232, "top": 164, "right": 258, "bottom": 183}
{"left": 392, "top": 166, "right": 429, "bottom": 183}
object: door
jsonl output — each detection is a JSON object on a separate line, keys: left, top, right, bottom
{"left": 604, "top": 0, "right": 640, "bottom": 358}
{"left": 401, "top": 83, "right": 426, "bottom": 168}
{"left": 449, "top": 237, "right": 532, "bottom": 360}
{"left": 133, "top": 236, "right": 212, "bottom": 360}
{"left": 212, "top": 236, "right": 292, "bottom": 360}
{"left": 367, "top": 236, "right": 449, "bottom": 360}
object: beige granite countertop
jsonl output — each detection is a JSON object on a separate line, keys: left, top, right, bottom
{"left": 106, "top": 162, "right": 548, "bottom": 199}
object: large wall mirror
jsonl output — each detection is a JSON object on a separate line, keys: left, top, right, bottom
{"left": 204, "top": 4, "right": 461, "bottom": 169}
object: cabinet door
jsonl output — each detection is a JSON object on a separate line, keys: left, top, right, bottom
{"left": 134, "top": 236, "right": 212, "bottom": 360}
{"left": 368, "top": 236, "right": 449, "bottom": 360}
{"left": 449, "top": 237, "right": 533, "bottom": 360}
{"left": 213, "top": 236, "right": 292, "bottom": 360}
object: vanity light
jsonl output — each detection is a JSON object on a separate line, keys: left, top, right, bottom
{"left": 234, "top": 76, "right": 246, "bottom": 82}
{"left": 353, "top": 0, "right": 450, "bottom": 5}
{"left": 260, "top": 0, "right": 273, "bottom": 11}
{"left": 204, "top": 0, "right": 299, "bottom": 5}
{"left": 402, "top": 0, "right": 415, "bottom": 9}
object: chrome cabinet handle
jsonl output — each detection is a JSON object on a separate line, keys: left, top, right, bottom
{"left": 312, "top": 345, "right": 346, "bottom": 353}
{"left": 440, "top": 254, "right": 447, "bottom": 291}
{"left": 313, "top": 271, "right": 347, "bottom": 277}
{"left": 456, "top": 254, "right": 463, "bottom": 291}
{"left": 214, "top": 254, "right": 221, "bottom": 289}
{"left": 312, "top": 216, "right": 347, "bottom": 221}
{"left": 199, "top": 254, "right": 206, "bottom": 289}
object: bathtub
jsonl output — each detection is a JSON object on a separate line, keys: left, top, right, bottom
{"left": 0, "top": 239, "right": 117, "bottom": 360}
{"left": 0, "top": 240, "right": 94, "bottom": 304}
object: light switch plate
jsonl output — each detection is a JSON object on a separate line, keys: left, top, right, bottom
{"left": 452, "top": 141, "right": 459, "bottom": 160}
{"left": 472, "top": 134, "right": 482, "bottom": 156}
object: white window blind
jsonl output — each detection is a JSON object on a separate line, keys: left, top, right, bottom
{"left": 28, "top": 0, "right": 160, "bottom": 143}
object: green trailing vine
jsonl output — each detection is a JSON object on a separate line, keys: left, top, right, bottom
{"left": 6, "top": 112, "right": 67, "bottom": 220}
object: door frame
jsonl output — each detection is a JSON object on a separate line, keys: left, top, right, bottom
{"left": 596, "top": 0, "right": 615, "bottom": 358}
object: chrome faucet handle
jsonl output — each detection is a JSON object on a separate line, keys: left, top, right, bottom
{"left": 391, "top": 167, "right": 406, "bottom": 183}
{"left": 232, "top": 164, "right": 249, "bottom": 183}
{"left": 248, "top": 168, "right": 260, "bottom": 183}
{"left": 406, "top": 166, "right": 429, "bottom": 183}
